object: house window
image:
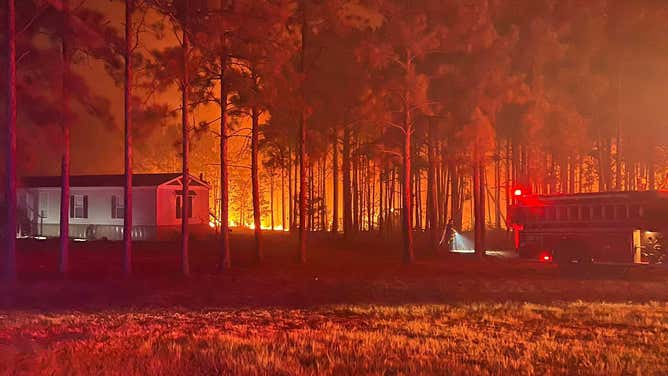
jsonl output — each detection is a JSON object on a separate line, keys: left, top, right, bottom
{"left": 176, "top": 195, "right": 193, "bottom": 219}
{"left": 70, "top": 195, "right": 88, "bottom": 219}
{"left": 39, "top": 192, "right": 48, "bottom": 218}
{"left": 111, "top": 195, "right": 124, "bottom": 219}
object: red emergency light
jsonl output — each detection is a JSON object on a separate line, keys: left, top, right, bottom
{"left": 538, "top": 251, "right": 553, "bottom": 263}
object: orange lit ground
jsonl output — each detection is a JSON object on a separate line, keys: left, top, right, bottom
{"left": 1, "top": 231, "right": 668, "bottom": 374}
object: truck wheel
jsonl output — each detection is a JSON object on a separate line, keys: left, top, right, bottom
{"left": 554, "top": 240, "right": 592, "bottom": 267}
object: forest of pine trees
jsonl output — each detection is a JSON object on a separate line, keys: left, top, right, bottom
{"left": 4, "top": 0, "right": 668, "bottom": 278}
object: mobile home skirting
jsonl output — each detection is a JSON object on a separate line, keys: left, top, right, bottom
{"left": 21, "top": 223, "right": 211, "bottom": 241}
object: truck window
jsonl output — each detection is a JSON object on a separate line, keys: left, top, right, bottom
{"left": 558, "top": 206, "right": 567, "bottom": 221}
{"left": 581, "top": 206, "right": 591, "bottom": 220}
{"left": 592, "top": 206, "right": 602, "bottom": 220}
{"left": 615, "top": 205, "right": 627, "bottom": 220}
{"left": 568, "top": 206, "right": 578, "bottom": 221}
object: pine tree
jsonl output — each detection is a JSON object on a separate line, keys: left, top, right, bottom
{"left": 4, "top": 0, "right": 17, "bottom": 282}
{"left": 59, "top": 0, "right": 71, "bottom": 275}
{"left": 123, "top": 0, "right": 135, "bottom": 277}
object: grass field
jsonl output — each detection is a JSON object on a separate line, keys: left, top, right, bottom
{"left": 2, "top": 231, "right": 668, "bottom": 375}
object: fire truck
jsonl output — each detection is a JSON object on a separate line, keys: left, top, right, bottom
{"left": 509, "top": 189, "right": 668, "bottom": 266}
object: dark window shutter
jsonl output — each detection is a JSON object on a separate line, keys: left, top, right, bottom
{"left": 83, "top": 195, "right": 88, "bottom": 218}
{"left": 176, "top": 196, "right": 182, "bottom": 219}
{"left": 70, "top": 195, "right": 74, "bottom": 218}
{"left": 111, "top": 195, "right": 117, "bottom": 218}
{"left": 188, "top": 196, "right": 193, "bottom": 218}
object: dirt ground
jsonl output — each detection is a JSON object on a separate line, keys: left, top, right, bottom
{"left": 1, "top": 231, "right": 668, "bottom": 374}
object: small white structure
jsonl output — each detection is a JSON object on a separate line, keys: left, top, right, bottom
{"left": 17, "top": 173, "right": 211, "bottom": 241}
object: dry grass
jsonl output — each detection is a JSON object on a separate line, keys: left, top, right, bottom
{"left": 1, "top": 303, "right": 667, "bottom": 375}
{"left": 2, "top": 232, "right": 668, "bottom": 375}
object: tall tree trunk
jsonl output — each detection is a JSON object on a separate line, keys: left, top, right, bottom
{"left": 437, "top": 147, "right": 443, "bottom": 228}
{"left": 331, "top": 130, "right": 339, "bottom": 233}
{"left": 578, "top": 156, "right": 583, "bottom": 192}
{"left": 293, "top": 148, "right": 298, "bottom": 230}
{"left": 516, "top": 142, "right": 521, "bottom": 186}
{"left": 342, "top": 127, "right": 352, "bottom": 238}
{"left": 494, "top": 146, "right": 501, "bottom": 228}
{"left": 251, "top": 103, "right": 263, "bottom": 263}
{"left": 473, "top": 162, "right": 482, "bottom": 255}
{"left": 298, "top": 0, "right": 307, "bottom": 263}
{"left": 378, "top": 166, "right": 384, "bottom": 234}
{"left": 615, "top": 119, "right": 622, "bottom": 191}
{"left": 479, "top": 164, "right": 486, "bottom": 254}
{"left": 288, "top": 145, "right": 293, "bottom": 231}
{"left": 388, "top": 167, "right": 395, "bottom": 235}
{"left": 615, "top": 40, "right": 623, "bottom": 191}
{"left": 4, "top": 0, "right": 17, "bottom": 281}
{"left": 59, "top": 0, "right": 71, "bottom": 275}
{"left": 371, "top": 162, "right": 376, "bottom": 232}
{"left": 352, "top": 149, "right": 359, "bottom": 232}
{"left": 559, "top": 156, "right": 568, "bottom": 194}
{"left": 443, "top": 166, "right": 450, "bottom": 228}
{"left": 427, "top": 122, "right": 437, "bottom": 253}
{"left": 648, "top": 152, "right": 656, "bottom": 191}
{"left": 597, "top": 136, "right": 611, "bottom": 191}
{"left": 299, "top": 110, "right": 307, "bottom": 262}
{"left": 180, "top": 5, "right": 190, "bottom": 276}
{"left": 414, "top": 169, "right": 420, "bottom": 231}
{"left": 320, "top": 156, "right": 326, "bottom": 231}
{"left": 309, "top": 163, "right": 314, "bottom": 231}
{"left": 450, "top": 164, "right": 461, "bottom": 230}
{"left": 219, "top": 45, "right": 231, "bottom": 270}
{"left": 413, "top": 167, "right": 423, "bottom": 231}
{"left": 505, "top": 139, "right": 511, "bottom": 226}
{"left": 281, "top": 163, "right": 286, "bottom": 230}
{"left": 366, "top": 160, "right": 372, "bottom": 232}
{"left": 123, "top": 0, "right": 134, "bottom": 277}
{"left": 403, "top": 127, "right": 414, "bottom": 263}
{"left": 270, "top": 172, "right": 275, "bottom": 230}
{"left": 568, "top": 156, "right": 575, "bottom": 194}
{"left": 402, "top": 63, "right": 414, "bottom": 262}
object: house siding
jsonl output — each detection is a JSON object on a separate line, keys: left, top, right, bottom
{"left": 156, "top": 185, "right": 209, "bottom": 226}
{"left": 17, "top": 174, "right": 211, "bottom": 241}
{"left": 155, "top": 185, "right": 210, "bottom": 240}
{"left": 17, "top": 186, "right": 159, "bottom": 240}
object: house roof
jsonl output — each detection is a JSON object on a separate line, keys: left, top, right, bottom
{"left": 22, "top": 173, "right": 208, "bottom": 188}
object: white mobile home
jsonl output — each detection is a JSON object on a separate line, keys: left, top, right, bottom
{"left": 17, "top": 173, "right": 211, "bottom": 241}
